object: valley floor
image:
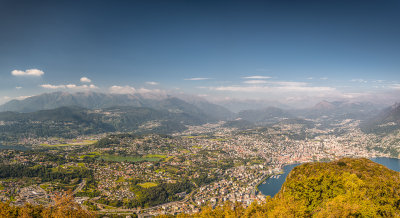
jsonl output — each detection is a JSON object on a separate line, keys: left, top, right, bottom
{"left": 0, "top": 118, "right": 399, "bottom": 216}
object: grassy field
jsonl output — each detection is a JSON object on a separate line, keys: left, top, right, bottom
{"left": 163, "top": 166, "right": 179, "bottom": 173}
{"left": 79, "top": 151, "right": 101, "bottom": 159}
{"left": 138, "top": 182, "right": 158, "bottom": 188}
{"left": 179, "top": 149, "right": 190, "bottom": 154}
{"left": 155, "top": 169, "right": 166, "bottom": 173}
{"left": 211, "top": 138, "right": 227, "bottom": 142}
{"left": 40, "top": 140, "right": 97, "bottom": 147}
{"left": 144, "top": 154, "right": 167, "bottom": 158}
{"left": 79, "top": 154, "right": 97, "bottom": 159}
{"left": 116, "top": 177, "right": 126, "bottom": 183}
{"left": 163, "top": 156, "right": 174, "bottom": 162}
{"left": 185, "top": 135, "right": 207, "bottom": 139}
{"left": 98, "top": 155, "right": 162, "bottom": 162}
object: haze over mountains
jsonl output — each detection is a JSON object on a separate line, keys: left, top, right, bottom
{"left": 361, "top": 103, "right": 400, "bottom": 134}
{"left": 0, "top": 91, "right": 234, "bottom": 120}
{"left": 0, "top": 91, "right": 398, "bottom": 134}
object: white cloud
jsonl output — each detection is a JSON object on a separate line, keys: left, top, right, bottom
{"left": 40, "top": 83, "right": 98, "bottom": 90}
{"left": 80, "top": 77, "right": 92, "bottom": 83}
{"left": 109, "top": 85, "right": 136, "bottom": 94}
{"left": 390, "top": 84, "right": 400, "bottom": 90}
{"left": 184, "top": 77, "right": 210, "bottom": 81}
{"left": 204, "top": 79, "right": 336, "bottom": 98}
{"left": 243, "top": 80, "right": 268, "bottom": 84}
{"left": 40, "top": 84, "right": 66, "bottom": 89}
{"left": 108, "top": 85, "right": 165, "bottom": 96}
{"left": 66, "top": 84, "right": 77, "bottom": 89}
{"left": 350, "top": 79, "right": 367, "bottom": 83}
{"left": 137, "top": 88, "right": 152, "bottom": 93}
{"left": 16, "top": 87, "right": 22, "bottom": 90}
{"left": 15, "top": 95, "right": 32, "bottom": 100}
{"left": 267, "top": 81, "right": 308, "bottom": 87}
{"left": 11, "top": 69, "right": 44, "bottom": 77}
{"left": 210, "top": 85, "right": 335, "bottom": 93}
{"left": 3, "top": 96, "right": 10, "bottom": 100}
{"left": 243, "top": 76, "right": 271, "bottom": 79}
{"left": 146, "top": 81, "right": 159, "bottom": 85}
{"left": 320, "top": 77, "right": 328, "bottom": 80}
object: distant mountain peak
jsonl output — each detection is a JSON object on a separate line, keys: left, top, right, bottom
{"left": 313, "top": 100, "right": 336, "bottom": 110}
{"left": 0, "top": 91, "right": 233, "bottom": 121}
{"left": 391, "top": 102, "right": 400, "bottom": 110}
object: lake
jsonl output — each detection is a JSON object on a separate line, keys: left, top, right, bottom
{"left": 258, "top": 157, "right": 400, "bottom": 197}
{"left": 370, "top": 157, "right": 400, "bottom": 172}
{"left": 257, "top": 163, "right": 300, "bottom": 197}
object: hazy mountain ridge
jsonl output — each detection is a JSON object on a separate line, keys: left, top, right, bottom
{"left": 294, "top": 100, "right": 383, "bottom": 120}
{"left": 0, "top": 91, "right": 233, "bottom": 122}
{"left": 1, "top": 92, "right": 396, "bottom": 133}
{"left": 231, "top": 100, "right": 382, "bottom": 129}
{"left": 0, "top": 105, "right": 213, "bottom": 139}
{"left": 237, "top": 107, "right": 295, "bottom": 125}
{"left": 361, "top": 103, "right": 400, "bottom": 134}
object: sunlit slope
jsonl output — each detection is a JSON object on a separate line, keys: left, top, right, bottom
{"left": 182, "top": 158, "right": 400, "bottom": 217}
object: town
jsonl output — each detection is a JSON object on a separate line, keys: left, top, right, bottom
{"left": 0, "top": 117, "right": 398, "bottom": 217}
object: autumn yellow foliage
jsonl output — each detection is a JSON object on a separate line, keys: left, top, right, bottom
{"left": 0, "top": 192, "right": 94, "bottom": 218}
{"left": 2, "top": 158, "right": 400, "bottom": 217}
{"left": 166, "top": 158, "right": 400, "bottom": 217}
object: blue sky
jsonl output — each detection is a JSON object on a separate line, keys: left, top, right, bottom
{"left": 0, "top": 0, "right": 399, "bottom": 107}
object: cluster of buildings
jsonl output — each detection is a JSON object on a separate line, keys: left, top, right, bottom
{"left": 0, "top": 118, "right": 398, "bottom": 216}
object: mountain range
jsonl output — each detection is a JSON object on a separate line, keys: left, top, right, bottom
{"left": 361, "top": 103, "right": 400, "bottom": 134}
{"left": 0, "top": 91, "right": 398, "bottom": 133}
{"left": 237, "top": 107, "right": 294, "bottom": 125}
{"left": 0, "top": 92, "right": 237, "bottom": 138}
{"left": 0, "top": 91, "right": 234, "bottom": 121}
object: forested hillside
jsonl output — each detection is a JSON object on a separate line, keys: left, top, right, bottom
{"left": 172, "top": 158, "right": 400, "bottom": 217}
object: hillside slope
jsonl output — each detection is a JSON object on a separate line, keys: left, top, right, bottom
{"left": 237, "top": 107, "right": 294, "bottom": 125}
{"left": 181, "top": 158, "right": 400, "bottom": 217}
{"left": 361, "top": 103, "right": 400, "bottom": 134}
{"left": 0, "top": 91, "right": 233, "bottom": 121}
{"left": 0, "top": 105, "right": 204, "bottom": 139}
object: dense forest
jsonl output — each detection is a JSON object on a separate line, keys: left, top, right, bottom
{"left": 166, "top": 158, "right": 400, "bottom": 217}
{"left": 0, "top": 164, "right": 94, "bottom": 186}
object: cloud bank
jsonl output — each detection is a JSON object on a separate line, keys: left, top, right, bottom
{"left": 109, "top": 85, "right": 136, "bottom": 94}
{"left": 109, "top": 85, "right": 166, "bottom": 97}
{"left": 11, "top": 69, "right": 44, "bottom": 77}
{"left": 184, "top": 77, "right": 210, "bottom": 81}
{"left": 242, "top": 76, "right": 271, "bottom": 79}
{"left": 40, "top": 84, "right": 98, "bottom": 90}
{"left": 80, "top": 77, "right": 92, "bottom": 83}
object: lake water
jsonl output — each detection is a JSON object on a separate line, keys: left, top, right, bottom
{"left": 258, "top": 157, "right": 400, "bottom": 197}
{"left": 370, "top": 157, "right": 400, "bottom": 172}
{"left": 257, "top": 163, "right": 300, "bottom": 197}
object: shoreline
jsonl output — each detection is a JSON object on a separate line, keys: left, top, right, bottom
{"left": 256, "top": 163, "right": 300, "bottom": 195}
{"left": 255, "top": 174, "right": 271, "bottom": 192}
{"left": 256, "top": 156, "right": 400, "bottom": 196}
